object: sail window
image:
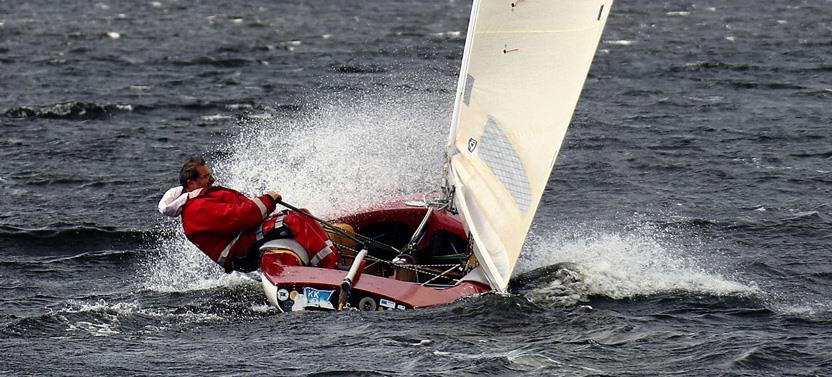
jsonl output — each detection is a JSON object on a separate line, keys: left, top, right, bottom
{"left": 478, "top": 118, "right": 532, "bottom": 212}
{"left": 463, "top": 74, "right": 475, "bottom": 106}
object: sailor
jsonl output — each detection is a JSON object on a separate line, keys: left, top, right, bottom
{"left": 157, "top": 156, "right": 339, "bottom": 273}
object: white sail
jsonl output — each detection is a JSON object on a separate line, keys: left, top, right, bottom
{"left": 448, "top": 0, "right": 614, "bottom": 291}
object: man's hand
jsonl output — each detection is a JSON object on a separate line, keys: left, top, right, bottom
{"left": 267, "top": 191, "right": 282, "bottom": 203}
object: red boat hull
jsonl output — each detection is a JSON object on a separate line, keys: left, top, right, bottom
{"left": 260, "top": 199, "right": 492, "bottom": 311}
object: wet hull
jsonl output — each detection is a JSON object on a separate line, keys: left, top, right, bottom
{"left": 261, "top": 262, "right": 491, "bottom": 312}
{"left": 260, "top": 199, "right": 492, "bottom": 312}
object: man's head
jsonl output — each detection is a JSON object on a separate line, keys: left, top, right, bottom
{"left": 180, "top": 157, "right": 215, "bottom": 192}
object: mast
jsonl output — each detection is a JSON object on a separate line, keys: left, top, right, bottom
{"left": 443, "top": 0, "right": 483, "bottom": 203}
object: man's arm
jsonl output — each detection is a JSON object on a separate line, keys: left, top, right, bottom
{"left": 187, "top": 192, "right": 278, "bottom": 234}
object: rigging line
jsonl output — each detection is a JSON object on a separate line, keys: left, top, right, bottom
{"left": 371, "top": 256, "right": 463, "bottom": 282}
{"left": 276, "top": 199, "right": 401, "bottom": 254}
{"left": 333, "top": 241, "right": 467, "bottom": 280}
{"left": 325, "top": 223, "right": 400, "bottom": 254}
{"left": 421, "top": 265, "right": 462, "bottom": 286}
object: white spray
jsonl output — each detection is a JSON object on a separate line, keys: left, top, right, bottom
{"left": 142, "top": 89, "right": 453, "bottom": 292}
{"left": 216, "top": 90, "right": 451, "bottom": 217}
{"left": 516, "top": 220, "right": 758, "bottom": 305}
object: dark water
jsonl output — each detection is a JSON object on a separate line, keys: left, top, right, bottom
{"left": 2, "top": 0, "right": 831, "bottom": 375}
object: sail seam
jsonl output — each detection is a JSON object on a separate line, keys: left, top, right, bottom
{"left": 476, "top": 26, "right": 598, "bottom": 35}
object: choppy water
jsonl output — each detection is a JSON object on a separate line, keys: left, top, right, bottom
{"left": 2, "top": 0, "right": 831, "bottom": 375}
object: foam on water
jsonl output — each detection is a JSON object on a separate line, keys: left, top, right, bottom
{"left": 604, "top": 39, "right": 634, "bottom": 46}
{"left": 430, "top": 347, "right": 592, "bottom": 374}
{"left": 66, "top": 321, "right": 121, "bottom": 337}
{"left": 516, "top": 220, "right": 757, "bottom": 303}
{"left": 771, "top": 300, "right": 832, "bottom": 319}
{"left": 62, "top": 300, "right": 141, "bottom": 315}
{"left": 57, "top": 299, "right": 222, "bottom": 337}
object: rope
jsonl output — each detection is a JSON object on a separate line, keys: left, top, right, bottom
{"left": 277, "top": 199, "right": 472, "bottom": 282}
{"left": 332, "top": 241, "right": 472, "bottom": 283}
{"left": 276, "top": 200, "right": 402, "bottom": 254}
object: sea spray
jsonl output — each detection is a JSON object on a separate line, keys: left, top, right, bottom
{"left": 143, "top": 89, "right": 453, "bottom": 291}
{"left": 515, "top": 219, "right": 758, "bottom": 305}
{"left": 139, "top": 220, "right": 257, "bottom": 293}
{"left": 216, "top": 89, "right": 453, "bottom": 217}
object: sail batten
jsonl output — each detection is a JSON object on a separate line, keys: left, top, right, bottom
{"left": 476, "top": 27, "right": 601, "bottom": 34}
{"left": 448, "top": 0, "right": 614, "bottom": 292}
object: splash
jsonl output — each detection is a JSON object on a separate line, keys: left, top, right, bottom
{"left": 58, "top": 299, "right": 222, "bottom": 337}
{"left": 771, "top": 300, "right": 832, "bottom": 318}
{"left": 215, "top": 89, "right": 452, "bottom": 217}
{"left": 142, "top": 89, "right": 452, "bottom": 291}
{"left": 139, "top": 221, "right": 257, "bottom": 292}
{"left": 515, "top": 220, "right": 757, "bottom": 304}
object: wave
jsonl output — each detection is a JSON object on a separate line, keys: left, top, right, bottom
{"left": 772, "top": 300, "right": 832, "bottom": 320}
{"left": 797, "top": 39, "right": 832, "bottom": 47}
{"left": 643, "top": 210, "right": 828, "bottom": 235}
{"left": 332, "top": 64, "right": 387, "bottom": 74}
{"left": 0, "top": 224, "right": 148, "bottom": 241}
{"left": 650, "top": 217, "right": 725, "bottom": 230}
{"left": 649, "top": 96, "right": 738, "bottom": 111}
{"left": 161, "top": 56, "right": 258, "bottom": 68}
{"left": 4, "top": 101, "right": 134, "bottom": 120}
{"left": 3, "top": 100, "right": 302, "bottom": 121}
{"left": 724, "top": 213, "right": 827, "bottom": 235}
{"left": 140, "top": 100, "right": 300, "bottom": 115}
{"left": 720, "top": 80, "right": 806, "bottom": 90}
{"left": 0, "top": 250, "right": 139, "bottom": 267}
{"left": 430, "top": 346, "right": 566, "bottom": 374}
{"left": 807, "top": 64, "right": 832, "bottom": 72}
{"left": 789, "top": 150, "right": 832, "bottom": 159}
{"left": 0, "top": 225, "right": 152, "bottom": 255}
{"left": 512, "top": 221, "right": 759, "bottom": 305}
{"left": 604, "top": 39, "right": 634, "bottom": 46}
{"left": 0, "top": 299, "right": 227, "bottom": 339}
{"left": 669, "top": 61, "right": 773, "bottom": 73}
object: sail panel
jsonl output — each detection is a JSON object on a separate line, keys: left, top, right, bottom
{"left": 478, "top": 117, "right": 532, "bottom": 212}
{"left": 450, "top": 0, "right": 613, "bottom": 291}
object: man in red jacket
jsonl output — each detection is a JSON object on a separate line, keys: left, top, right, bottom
{"left": 158, "top": 157, "right": 339, "bottom": 273}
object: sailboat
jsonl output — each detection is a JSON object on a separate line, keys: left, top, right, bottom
{"left": 260, "top": 0, "right": 614, "bottom": 312}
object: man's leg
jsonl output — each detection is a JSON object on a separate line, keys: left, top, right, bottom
{"left": 284, "top": 210, "right": 340, "bottom": 269}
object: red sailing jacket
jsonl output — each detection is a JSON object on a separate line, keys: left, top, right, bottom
{"left": 180, "top": 186, "right": 276, "bottom": 272}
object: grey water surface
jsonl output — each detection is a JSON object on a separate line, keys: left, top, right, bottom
{"left": 1, "top": 0, "right": 831, "bottom": 375}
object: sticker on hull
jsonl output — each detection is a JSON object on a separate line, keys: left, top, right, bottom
{"left": 291, "top": 287, "right": 336, "bottom": 311}
{"left": 379, "top": 298, "right": 396, "bottom": 309}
